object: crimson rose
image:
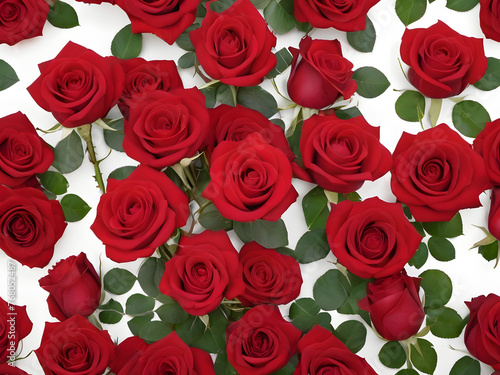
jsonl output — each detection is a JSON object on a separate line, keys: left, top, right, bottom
{"left": 326, "top": 197, "right": 422, "bottom": 279}
{"left": 0, "top": 364, "right": 31, "bottom": 374}
{"left": 226, "top": 305, "right": 301, "bottom": 375}
{"left": 480, "top": 0, "right": 500, "bottom": 41}
{"left": 39, "top": 252, "right": 101, "bottom": 321}
{"left": 474, "top": 118, "right": 500, "bottom": 185}
{"left": 0, "top": 297, "right": 32, "bottom": 364}
{"left": 27, "top": 41, "right": 124, "bottom": 128}
{"left": 400, "top": 21, "right": 487, "bottom": 98}
{"left": 465, "top": 294, "right": 500, "bottom": 370}
{"left": 489, "top": 188, "right": 500, "bottom": 240}
{"left": 0, "top": 0, "right": 48, "bottom": 45}
{"left": 0, "top": 112, "right": 53, "bottom": 188}
{"left": 391, "top": 124, "right": 491, "bottom": 222}
{"left": 189, "top": 0, "right": 277, "bottom": 86}
{"left": 358, "top": 271, "right": 425, "bottom": 341}
{"left": 91, "top": 165, "right": 189, "bottom": 263}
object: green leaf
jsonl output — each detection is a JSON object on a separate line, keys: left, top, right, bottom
{"left": 175, "top": 315, "right": 205, "bottom": 346}
{"left": 313, "top": 269, "right": 349, "bottom": 311}
{"left": 337, "top": 282, "right": 370, "bottom": 324}
{"left": 200, "top": 83, "right": 219, "bottom": 108}
{"left": 446, "top": 0, "right": 478, "bottom": 11}
{"left": 98, "top": 299, "right": 124, "bottom": 324}
{"left": 419, "top": 269, "right": 453, "bottom": 308}
{"left": 449, "top": 356, "right": 481, "bottom": 375}
{"left": 479, "top": 240, "right": 498, "bottom": 261}
{"left": 127, "top": 312, "right": 154, "bottom": 336}
{"left": 408, "top": 242, "right": 429, "bottom": 269}
{"left": 286, "top": 120, "right": 303, "bottom": 159}
{"left": 352, "top": 67, "right": 390, "bottom": 98}
{"left": 199, "top": 204, "right": 233, "bottom": 231}
{"left": 138, "top": 257, "right": 166, "bottom": 299}
{"left": 346, "top": 17, "right": 376, "bottom": 53}
{"left": 411, "top": 221, "right": 425, "bottom": 237}
{"left": 175, "top": 24, "right": 199, "bottom": 51}
{"left": 428, "top": 236, "right": 455, "bottom": 261}
{"left": 294, "top": 229, "right": 330, "bottom": 264}
{"left": 264, "top": 0, "right": 295, "bottom": 34}
{"left": 379, "top": 341, "right": 406, "bottom": 369}
{"left": 422, "top": 213, "right": 463, "bottom": 238}
{"left": 429, "top": 98, "right": 442, "bottom": 128}
{"left": 410, "top": 338, "right": 437, "bottom": 374}
{"left": 289, "top": 298, "right": 320, "bottom": 332}
{"left": 178, "top": 52, "right": 196, "bottom": 69}
{"left": 155, "top": 297, "right": 189, "bottom": 325}
{"left": 271, "top": 355, "right": 299, "bottom": 375}
{"left": 395, "top": 90, "right": 426, "bottom": 122}
{"left": 37, "top": 171, "right": 69, "bottom": 195}
{"left": 125, "top": 294, "right": 155, "bottom": 315}
{"left": 452, "top": 100, "right": 491, "bottom": 138}
{"left": 60, "top": 194, "right": 91, "bottom": 222}
{"left": 302, "top": 186, "right": 329, "bottom": 230}
{"left": 103, "top": 268, "right": 137, "bottom": 295}
{"left": 103, "top": 118, "right": 125, "bottom": 152}
{"left": 233, "top": 219, "right": 288, "bottom": 248}
{"left": 271, "top": 118, "right": 286, "bottom": 131}
{"left": 237, "top": 86, "right": 279, "bottom": 118}
{"left": 334, "top": 320, "right": 366, "bottom": 353}
{"left": 138, "top": 320, "right": 172, "bottom": 342}
{"left": 396, "top": 370, "right": 420, "bottom": 375}
{"left": 474, "top": 57, "right": 500, "bottom": 91}
{"left": 251, "top": 0, "right": 272, "bottom": 8}
{"left": 108, "top": 166, "right": 136, "bottom": 181}
{"left": 426, "top": 307, "right": 466, "bottom": 338}
{"left": 193, "top": 308, "right": 230, "bottom": 353}
{"left": 216, "top": 84, "right": 237, "bottom": 107}
{"left": 267, "top": 48, "right": 293, "bottom": 78}
{"left": 335, "top": 107, "right": 362, "bottom": 119}
{"left": 52, "top": 131, "right": 84, "bottom": 174}
{"left": 111, "top": 24, "right": 142, "bottom": 59}
{"left": 214, "top": 350, "right": 237, "bottom": 375}
{"left": 47, "top": 0, "right": 79, "bottom": 29}
{"left": 0, "top": 60, "right": 19, "bottom": 91}
{"left": 395, "top": 0, "right": 427, "bottom": 26}
{"left": 210, "top": 0, "right": 237, "bottom": 12}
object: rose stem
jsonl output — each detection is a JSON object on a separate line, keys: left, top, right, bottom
{"left": 78, "top": 124, "right": 106, "bottom": 194}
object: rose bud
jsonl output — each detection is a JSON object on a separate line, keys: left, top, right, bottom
{"left": 39, "top": 252, "right": 102, "bottom": 321}
{"left": 358, "top": 271, "right": 425, "bottom": 341}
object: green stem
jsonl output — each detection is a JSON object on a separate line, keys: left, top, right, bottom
{"left": 78, "top": 124, "right": 106, "bottom": 194}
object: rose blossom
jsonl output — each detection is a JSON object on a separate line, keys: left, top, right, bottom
{"left": 489, "top": 188, "right": 500, "bottom": 240}
{"left": 474, "top": 118, "right": 500, "bottom": 186}
{"left": 0, "top": 0, "right": 48, "bottom": 46}
{"left": 326, "top": 197, "right": 422, "bottom": 279}
{"left": 189, "top": 0, "right": 277, "bottom": 87}
{"left": 91, "top": 165, "right": 189, "bottom": 263}
{"left": 358, "top": 271, "right": 425, "bottom": 341}
{"left": 480, "top": 0, "right": 500, "bottom": 41}
{"left": 27, "top": 41, "right": 125, "bottom": 128}
{"left": 0, "top": 297, "right": 32, "bottom": 364}
{"left": 39, "top": 252, "right": 101, "bottom": 321}
{"left": 0, "top": 112, "right": 54, "bottom": 188}
{"left": 400, "top": 21, "right": 487, "bottom": 98}
{"left": 0, "top": 364, "right": 31, "bottom": 374}
{"left": 287, "top": 37, "right": 357, "bottom": 109}
{"left": 391, "top": 123, "right": 491, "bottom": 222}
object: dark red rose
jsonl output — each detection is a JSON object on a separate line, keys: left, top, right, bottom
{"left": 294, "top": 325, "right": 377, "bottom": 375}
{"left": 287, "top": 37, "right": 357, "bottom": 109}
{"left": 0, "top": 0, "right": 48, "bottom": 46}
{"left": 202, "top": 134, "right": 298, "bottom": 222}
{"left": 75, "top": 0, "right": 115, "bottom": 3}
{"left": 118, "top": 58, "right": 183, "bottom": 119}
{"left": 391, "top": 124, "right": 491, "bottom": 222}
{"left": 480, "top": 0, "right": 500, "bottom": 41}
{"left": 0, "top": 364, "right": 31, "bottom": 374}
{"left": 91, "top": 165, "right": 189, "bottom": 263}
{"left": 206, "top": 104, "right": 295, "bottom": 162}
{"left": 237, "top": 242, "right": 302, "bottom": 306}
{"left": 299, "top": 112, "right": 391, "bottom": 193}
{"left": 226, "top": 305, "right": 301, "bottom": 375}
{"left": 27, "top": 41, "right": 125, "bottom": 128}
{"left": 400, "top": 21, "right": 487, "bottom": 98}
{"left": 159, "top": 230, "right": 244, "bottom": 315}
{"left": 189, "top": 0, "right": 277, "bottom": 87}
{"left": 326, "top": 197, "right": 422, "bottom": 279}
{"left": 112, "top": 332, "right": 214, "bottom": 375}
{"left": 489, "top": 188, "right": 500, "bottom": 240}
{"left": 0, "top": 112, "right": 53, "bottom": 188}
{"left": 294, "top": 0, "right": 378, "bottom": 31}
{"left": 465, "top": 294, "right": 500, "bottom": 370}
{"left": 474, "top": 119, "right": 500, "bottom": 186}
{"left": 358, "top": 271, "right": 425, "bottom": 341}
{"left": 122, "top": 88, "right": 209, "bottom": 169}
{"left": 115, "top": 0, "right": 200, "bottom": 45}
{"left": 38, "top": 252, "right": 101, "bottom": 321}
{"left": 0, "top": 185, "right": 67, "bottom": 268}
{"left": 35, "top": 314, "right": 115, "bottom": 375}
{"left": 0, "top": 297, "right": 32, "bottom": 364}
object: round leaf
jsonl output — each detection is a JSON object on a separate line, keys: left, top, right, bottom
{"left": 289, "top": 298, "right": 320, "bottom": 332}
{"left": 395, "top": 0, "right": 426, "bottom": 25}
{"left": 47, "top": 0, "right": 79, "bottom": 29}
{"left": 60, "top": 194, "right": 91, "bottom": 222}
{"left": 264, "top": 0, "right": 296, "bottom": 34}
{"left": 474, "top": 57, "right": 500, "bottom": 91}
{"left": 125, "top": 294, "right": 155, "bottom": 315}
{"left": 108, "top": 166, "right": 136, "bottom": 181}
{"left": 379, "top": 341, "right": 406, "bottom": 369}
{"left": 334, "top": 320, "right": 367, "bottom": 353}
{"left": 37, "top": 171, "right": 69, "bottom": 195}
{"left": 408, "top": 242, "right": 429, "bottom": 269}
{"left": 419, "top": 269, "right": 453, "bottom": 308}
{"left": 395, "top": 90, "right": 426, "bottom": 122}
{"left": 192, "top": 309, "right": 229, "bottom": 353}
{"left": 103, "top": 268, "right": 137, "bottom": 295}
{"left": 479, "top": 240, "right": 498, "bottom": 262}
{"left": 294, "top": 229, "right": 330, "bottom": 264}
{"left": 111, "top": 24, "right": 142, "bottom": 59}
{"left": 446, "top": 0, "right": 479, "bottom": 11}
{"left": 52, "top": 131, "right": 84, "bottom": 174}
{"left": 452, "top": 100, "right": 490, "bottom": 138}
{"left": 155, "top": 297, "right": 189, "bottom": 324}
{"left": 422, "top": 213, "right": 463, "bottom": 238}
{"left": 98, "top": 299, "right": 124, "bottom": 324}
{"left": 449, "top": 356, "right": 481, "bottom": 375}
{"left": 428, "top": 236, "right": 456, "bottom": 262}
{"left": 410, "top": 338, "right": 437, "bottom": 374}
{"left": 174, "top": 315, "right": 205, "bottom": 345}
{"left": 138, "top": 320, "right": 172, "bottom": 342}
{"left": 233, "top": 219, "right": 288, "bottom": 248}
{"left": 237, "top": 86, "right": 279, "bottom": 118}
{"left": 198, "top": 204, "right": 233, "bottom": 231}
{"left": 128, "top": 312, "right": 154, "bottom": 336}
{"left": 313, "top": 269, "right": 349, "bottom": 311}
{"left": 138, "top": 257, "right": 165, "bottom": 298}
{"left": 426, "top": 307, "right": 466, "bottom": 338}
{"left": 0, "top": 60, "right": 19, "bottom": 91}
{"left": 352, "top": 67, "right": 390, "bottom": 98}
{"left": 346, "top": 17, "right": 376, "bottom": 53}
{"left": 178, "top": 52, "right": 195, "bottom": 69}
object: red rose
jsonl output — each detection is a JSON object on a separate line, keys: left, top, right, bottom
{"left": 35, "top": 314, "right": 115, "bottom": 375}
{"left": 474, "top": 119, "right": 500, "bottom": 185}
{"left": 287, "top": 37, "right": 357, "bottom": 109}
{"left": 0, "top": 297, "right": 32, "bottom": 364}
{"left": 358, "top": 271, "right": 425, "bottom": 341}
{"left": 237, "top": 242, "right": 302, "bottom": 306}
{"left": 299, "top": 112, "right": 391, "bottom": 193}
{"left": 480, "top": 0, "right": 500, "bottom": 41}
{"left": 326, "top": 197, "right": 422, "bottom": 279}
{"left": 0, "top": 364, "right": 31, "bottom": 374}
{"left": 294, "top": 0, "right": 378, "bottom": 31}
{"left": 0, "top": 0, "right": 48, "bottom": 46}
{"left": 38, "top": 252, "right": 101, "bottom": 321}
{"left": 115, "top": 0, "right": 200, "bottom": 45}
{"left": 159, "top": 230, "right": 244, "bottom": 315}
{"left": 27, "top": 41, "right": 125, "bottom": 128}
{"left": 294, "top": 325, "right": 377, "bottom": 375}
{"left": 202, "top": 134, "right": 298, "bottom": 222}
{"left": 0, "top": 112, "right": 54, "bottom": 188}
{"left": 91, "top": 165, "right": 189, "bottom": 263}
{"left": 122, "top": 88, "right": 208, "bottom": 169}
{"left": 189, "top": 0, "right": 277, "bottom": 87}
{"left": 391, "top": 124, "right": 491, "bottom": 222}
{"left": 489, "top": 188, "right": 500, "bottom": 240}
{"left": 112, "top": 332, "right": 214, "bottom": 375}
{"left": 226, "top": 305, "right": 302, "bottom": 375}
{"left": 75, "top": 0, "right": 114, "bottom": 3}
{"left": 400, "top": 21, "right": 487, "bottom": 98}
{"left": 465, "top": 294, "right": 500, "bottom": 370}
{"left": 0, "top": 185, "right": 67, "bottom": 268}
{"left": 118, "top": 58, "right": 183, "bottom": 119}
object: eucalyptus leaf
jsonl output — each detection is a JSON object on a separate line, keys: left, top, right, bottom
{"left": 128, "top": 312, "right": 154, "bottom": 336}
{"left": 155, "top": 297, "right": 189, "bottom": 325}
{"left": 138, "top": 320, "right": 172, "bottom": 342}
{"left": 313, "top": 269, "right": 349, "bottom": 311}
{"left": 178, "top": 52, "right": 196, "bottom": 69}
{"left": 103, "top": 268, "right": 137, "bottom": 295}
{"left": 125, "top": 294, "right": 155, "bottom": 315}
